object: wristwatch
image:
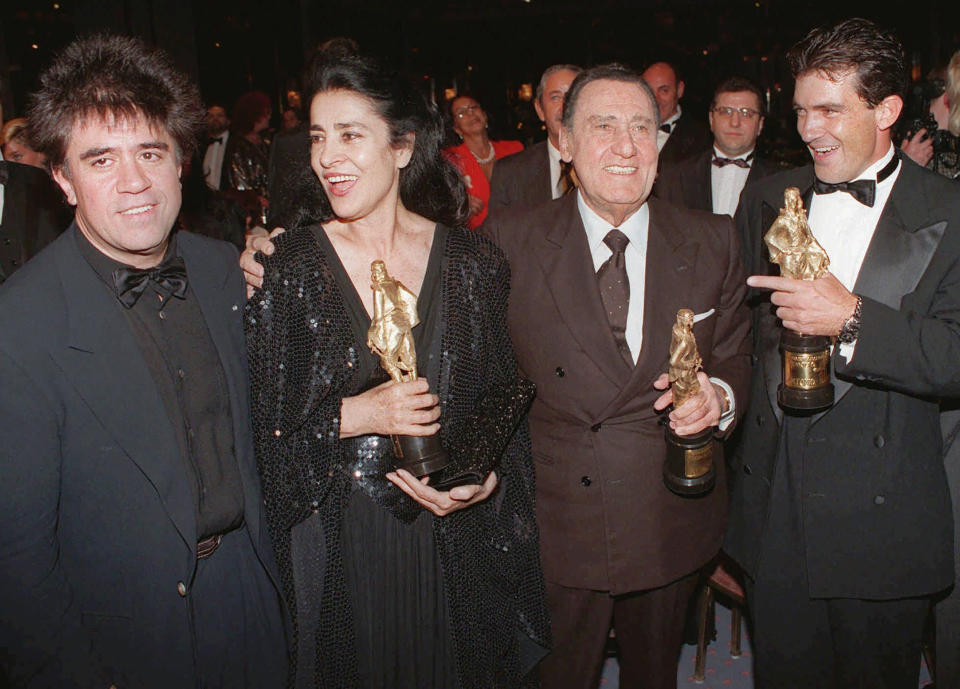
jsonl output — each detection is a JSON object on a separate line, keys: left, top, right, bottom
{"left": 838, "top": 295, "right": 863, "bottom": 345}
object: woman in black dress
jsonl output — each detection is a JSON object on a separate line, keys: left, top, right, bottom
{"left": 245, "top": 53, "right": 549, "bottom": 688}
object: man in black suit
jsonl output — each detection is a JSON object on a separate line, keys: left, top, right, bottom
{"left": 0, "top": 158, "right": 67, "bottom": 281}
{"left": 655, "top": 77, "right": 775, "bottom": 216}
{"left": 641, "top": 61, "right": 712, "bottom": 172}
{"left": 201, "top": 102, "right": 231, "bottom": 190}
{"left": 0, "top": 35, "right": 287, "bottom": 688}
{"left": 724, "top": 18, "right": 960, "bottom": 688}
{"left": 488, "top": 64, "right": 581, "bottom": 213}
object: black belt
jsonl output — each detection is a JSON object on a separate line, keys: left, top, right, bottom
{"left": 197, "top": 534, "right": 223, "bottom": 560}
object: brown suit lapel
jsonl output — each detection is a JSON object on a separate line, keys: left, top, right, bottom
{"left": 535, "top": 194, "right": 633, "bottom": 387}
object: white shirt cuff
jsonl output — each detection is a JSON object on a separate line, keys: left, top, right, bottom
{"left": 709, "top": 377, "right": 736, "bottom": 432}
{"left": 838, "top": 340, "right": 857, "bottom": 363}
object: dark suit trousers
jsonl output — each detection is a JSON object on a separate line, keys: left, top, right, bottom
{"left": 748, "top": 416, "right": 928, "bottom": 689}
{"left": 539, "top": 574, "right": 697, "bottom": 689}
{"left": 191, "top": 527, "right": 288, "bottom": 688}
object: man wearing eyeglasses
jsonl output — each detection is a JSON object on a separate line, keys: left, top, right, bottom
{"left": 656, "top": 77, "right": 775, "bottom": 219}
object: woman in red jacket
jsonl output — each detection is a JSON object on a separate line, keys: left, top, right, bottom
{"left": 444, "top": 96, "right": 522, "bottom": 229}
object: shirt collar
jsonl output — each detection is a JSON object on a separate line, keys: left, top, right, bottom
{"left": 576, "top": 191, "right": 649, "bottom": 252}
{"left": 852, "top": 143, "right": 896, "bottom": 184}
{"left": 547, "top": 139, "right": 562, "bottom": 165}
{"left": 713, "top": 145, "right": 754, "bottom": 162}
{"left": 663, "top": 104, "right": 682, "bottom": 128}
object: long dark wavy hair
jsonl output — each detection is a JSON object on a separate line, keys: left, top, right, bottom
{"left": 283, "top": 52, "right": 469, "bottom": 229}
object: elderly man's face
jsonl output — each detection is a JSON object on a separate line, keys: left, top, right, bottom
{"left": 535, "top": 69, "right": 578, "bottom": 147}
{"left": 52, "top": 113, "right": 182, "bottom": 269}
{"left": 559, "top": 79, "right": 659, "bottom": 227}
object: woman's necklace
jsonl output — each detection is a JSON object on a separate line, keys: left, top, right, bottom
{"left": 470, "top": 141, "right": 495, "bottom": 165}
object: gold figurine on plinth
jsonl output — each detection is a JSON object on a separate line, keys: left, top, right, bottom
{"left": 764, "top": 188, "right": 834, "bottom": 412}
{"left": 662, "top": 309, "right": 717, "bottom": 497}
{"left": 367, "top": 260, "right": 449, "bottom": 476}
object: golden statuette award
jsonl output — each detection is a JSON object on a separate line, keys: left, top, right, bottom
{"left": 366, "top": 260, "right": 449, "bottom": 476}
{"left": 662, "top": 309, "right": 717, "bottom": 497}
{"left": 764, "top": 187, "right": 834, "bottom": 412}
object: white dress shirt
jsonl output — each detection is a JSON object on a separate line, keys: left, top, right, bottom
{"left": 710, "top": 146, "right": 753, "bottom": 217}
{"left": 203, "top": 129, "right": 230, "bottom": 190}
{"left": 808, "top": 144, "right": 900, "bottom": 361}
{"left": 548, "top": 140, "right": 564, "bottom": 200}
{"left": 576, "top": 192, "right": 736, "bottom": 426}
{"left": 656, "top": 105, "right": 683, "bottom": 152}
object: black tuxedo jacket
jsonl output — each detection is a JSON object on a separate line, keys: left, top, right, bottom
{"left": 658, "top": 115, "right": 712, "bottom": 172}
{"left": 488, "top": 140, "right": 552, "bottom": 213}
{"left": 0, "top": 160, "right": 68, "bottom": 281}
{"left": 0, "top": 228, "right": 284, "bottom": 687}
{"left": 654, "top": 148, "right": 776, "bottom": 214}
{"left": 485, "top": 194, "right": 751, "bottom": 593}
{"left": 725, "top": 157, "right": 960, "bottom": 599}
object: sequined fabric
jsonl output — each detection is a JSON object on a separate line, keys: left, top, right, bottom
{"left": 246, "top": 224, "right": 550, "bottom": 688}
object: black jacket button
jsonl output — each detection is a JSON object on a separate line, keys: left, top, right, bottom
{"left": 581, "top": 476, "right": 592, "bottom": 487}
{"left": 874, "top": 434, "right": 885, "bottom": 448}
{"left": 756, "top": 414, "right": 764, "bottom": 426}
{"left": 743, "top": 464, "right": 752, "bottom": 475}
{"left": 555, "top": 367, "right": 565, "bottom": 377}
{"left": 874, "top": 495, "right": 885, "bottom": 505}
{"left": 591, "top": 423, "right": 601, "bottom": 433}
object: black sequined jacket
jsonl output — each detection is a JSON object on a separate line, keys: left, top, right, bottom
{"left": 246, "top": 224, "right": 550, "bottom": 688}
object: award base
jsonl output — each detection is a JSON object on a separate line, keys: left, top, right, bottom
{"left": 392, "top": 434, "right": 449, "bottom": 477}
{"left": 663, "top": 427, "right": 716, "bottom": 497}
{"left": 778, "top": 330, "right": 834, "bottom": 413}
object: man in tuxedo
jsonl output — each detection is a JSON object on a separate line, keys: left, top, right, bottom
{"left": 641, "top": 61, "right": 712, "bottom": 172}
{"left": 202, "top": 102, "right": 231, "bottom": 190}
{"left": 488, "top": 64, "right": 581, "bottom": 212}
{"left": 655, "top": 76, "right": 775, "bottom": 216}
{"left": 0, "top": 157, "right": 67, "bottom": 282}
{"left": 0, "top": 35, "right": 287, "bottom": 688}
{"left": 485, "top": 64, "right": 751, "bottom": 689}
{"left": 724, "top": 18, "right": 960, "bottom": 688}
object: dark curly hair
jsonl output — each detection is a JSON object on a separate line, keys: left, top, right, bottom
{"left": 293, "top": 52, "right": 469, "bottom": 228}
{"left": 27, "top": 33, "right": 203, "bottom": 171}
{"left": 787, "top": 18, "right": 907, "bottom": 107}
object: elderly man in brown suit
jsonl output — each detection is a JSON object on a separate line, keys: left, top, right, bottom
{"left": 484, "top": 64, "right": 751, "bottom": 689}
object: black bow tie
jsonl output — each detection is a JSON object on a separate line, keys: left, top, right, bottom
{"left": 113, "top": 254, "right": 188, "bottom": 308}
{"left": 0, "top": 161, "right": 7, "bottom": 186}
{"left": 712, "top": 154, "right": 752, "bottom": 169}
{"left": 812, "top": 152, "right": 899, "bottom": 207}
{"left": 660, "top": 123, "right": 673, "bottom": 134}
{"left": 209, "top": 135, "right": 224, "bottom": 145}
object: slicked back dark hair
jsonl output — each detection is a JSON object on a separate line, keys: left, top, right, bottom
{"left": 28, "top": 34, "right": 203, "bottom": 171}
{"left": 712, "top": 76, "right": 765, "bottom": 113}
{"left": 561, "top": 63, "right": 660, "bottom": 131}
{"left": 786, "top": 18, "right": 907, "bottom": 107}
{"left": 298, "top": 52, "right": 468, "bottom": 227}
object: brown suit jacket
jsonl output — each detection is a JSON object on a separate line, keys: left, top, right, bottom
{"left": 484, "top": 193, "right": 751, "bottom": 594}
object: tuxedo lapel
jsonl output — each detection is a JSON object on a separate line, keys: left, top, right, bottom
{"left": 536, "top": 195, "right": 631, "bottom": 387}
{"left": 533, "top": 143, "right": 552, "bottom": 202}
{"left": 52, "top": 229, "right": 197, "bottom": 553}
{"left": 696, "top": 151, "right": 713, "bottom": 212}
{"left": 832, "top": 164, "right": 947, "bottom": 405}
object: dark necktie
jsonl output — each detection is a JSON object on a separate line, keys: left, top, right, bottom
{"left": 712, "top": 153, "right": 752, "bottom": 169}
{"left": 812, "top": 152, "right": 899, "bottom": 207}
{"left": 558, "top": 160, "right": 578, "bottom": 196}
{"left": 596, "top": 229, "right": 633, "bottom": 366}
{"left": 113, "top": 254, "right": 189, "bottom": 308}
{"left": 660, "top": 123, "right": 673, "bottom": 134}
